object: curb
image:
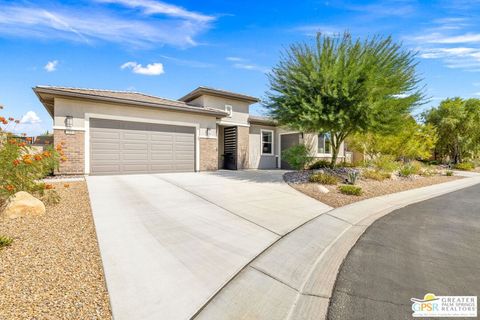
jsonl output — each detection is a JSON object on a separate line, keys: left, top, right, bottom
{"left": 193, "top": 175, "right": 480, "bottom": 320}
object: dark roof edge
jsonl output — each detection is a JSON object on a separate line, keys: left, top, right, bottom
{"left": 33, "top": 87, "right": 228, "bottom": 118}
{"left": 248, "top": 115, "right": 278, "bottom": 126}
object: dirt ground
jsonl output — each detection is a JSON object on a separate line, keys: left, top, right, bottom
{"left": 0, "top": 181, "right": 112, "bottom": 320}
{"left": 291, "top": 175, "right": 461, "bottom": 207}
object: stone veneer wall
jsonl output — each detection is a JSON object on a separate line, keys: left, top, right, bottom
{"left": 54, "top": 129, "right": 85, "bottom": 174}
{"left": 236, "top": 126, "right": 249, "bottom": 169}
{"left": 199, "top": 138, "right": 218, "bottom": 171}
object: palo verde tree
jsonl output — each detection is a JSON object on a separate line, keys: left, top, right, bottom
{"left": 265, "top": 32, "right": 424, "bottom": 166}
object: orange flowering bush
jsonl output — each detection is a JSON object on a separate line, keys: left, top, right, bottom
{"left": 0, "top": 108, "right": 62, "bottom": 202}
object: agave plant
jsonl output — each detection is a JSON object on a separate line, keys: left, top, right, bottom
{"left": 347, "top": 170, "right": 360, "bottom": 185}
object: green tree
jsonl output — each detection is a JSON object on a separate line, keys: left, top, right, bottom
{"left": 424, "top": 98, "right": 480, "bottom": 163}
{"left": 265, "top": 33, "right": 423, "bottom": 166}
{"left": 348, "top": 116, "right": 437, "bottom": 161}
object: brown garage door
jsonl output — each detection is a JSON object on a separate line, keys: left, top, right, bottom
{"left": 90, "top": 118, "right": 195, "bottom": 175}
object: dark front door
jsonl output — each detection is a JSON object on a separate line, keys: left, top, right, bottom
{"left": 223, "top": 126, "right": 237, "bottom": 170}
{"left": 280, "top": 133, "right": 301, "bottom": 169}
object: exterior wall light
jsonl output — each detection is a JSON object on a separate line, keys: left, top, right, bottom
{"left": 65, "top": 116, "right": 75, "bottom": 135}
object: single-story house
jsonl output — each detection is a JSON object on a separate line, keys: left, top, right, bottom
{"left": 34, "top": 86, "right": 348, "bottom": 175}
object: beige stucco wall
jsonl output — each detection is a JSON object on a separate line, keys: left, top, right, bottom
{"left": 191, "top": 95, "right": 250, "bottom": 126}
{"left": 248, "top": 124, "right": 278, "bottom": 169}
{"left": 53, "top": 97, "right": 218, "bottom": 138}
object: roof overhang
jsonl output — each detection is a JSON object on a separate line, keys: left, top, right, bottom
{"left": 179, "top": 87, "right": 260, "bottom": 104}
{"left": 33, "top": 87, "right": 229, "bottom": 118}
{"left": 249, "top": 116, "right": 278, "bottom": 126}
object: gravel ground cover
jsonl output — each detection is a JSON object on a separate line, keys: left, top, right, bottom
{"left": 0, "top": 181, "right": 112, "bottom": 319}
{"left": 286, "top": 171, "right": 461, "bottom": 207}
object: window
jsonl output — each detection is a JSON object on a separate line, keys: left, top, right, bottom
{"left": 318, "top": 133, "right": 331, "bottom": 154}
{"left": 261, "top": 130, "right": 274, "bottom": 155}
{"left": 225, "top": 105, "right": 233, "bottom": 117}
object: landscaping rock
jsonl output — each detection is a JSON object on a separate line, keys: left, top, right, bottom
{"left": 316, "top": 185, "right": 330, "bottom": 194}
{"left": 2, "top": 191, "right": 45, "bottom": 219}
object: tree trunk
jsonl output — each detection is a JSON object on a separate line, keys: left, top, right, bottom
{"left": 330, "top": 133, "right": 341, "bottom": 167}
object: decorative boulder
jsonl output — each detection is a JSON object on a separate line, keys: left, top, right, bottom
{"left": 2, "top": 191, "right": 46, "bottom": 219}
{"left": 316, "top": 185, "right": 330, "bottom": 194}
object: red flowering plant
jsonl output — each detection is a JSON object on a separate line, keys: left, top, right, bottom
{"left": 0, "top": 106, "right": 63, "bottom": 204}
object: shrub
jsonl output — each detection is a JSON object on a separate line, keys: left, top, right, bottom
{"left": 446, "top": 170, "right": 454, "bottom": 176}
{"left": 0, "top": 235, "right": 13, "bottom": 249}
{"left": 337, "top": 161, "right": 355, "bottom": 168}
{"left": 398, "top": 161, "right": 422, "bottom": 177}
{"left": 282, "top": 144, "right": 313, "bottom": 170}
{"left": 372, "top": 155, "right": 398, "bottom": 173}
{"left": 347, "top": 170, "right": 360, "bottom": 185}
{"left": 419, "top": 166, "right": 438, "bottom": 177}
{"left": 362, "top": 169, "right": 390, "bottom": 181}
{"left": 309, "top": 172, "right": 338, "bottom": 185}
{"left": 338, "top": 185, "right": 363, "bottom": 196}
{"left": 0, "top": 110, "right": 63, "bottom": 202}
{"left": 309, "top": 159, "right": 331, "bottom": 169}
{"left": 453, "top": 162, "right": 475, "bottom": 171}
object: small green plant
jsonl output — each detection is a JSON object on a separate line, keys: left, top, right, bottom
{"left": 372, "top": 155, "right": 398, "bottom": 173}
{"left": 398, "top": 161, "right": 422, "bottom": 177}
{"left": 453, "top": 162, "right": 475, "bottom": 171}
{"left": 309, "top": 172, "right": 338, "bottom": 185}
{"left": 347, "top": 170, "right": 360, "bottom": 185}
{"left": 309, "top": 159, "right": 331, "bottom": 169}
{"left": 282, "top": 144, "right": 313, "bottom": 170}
{"left": 446, "top": 170, "right": 454, "bottom": 176}
{"left": 0, "top": 235, "right": 13, "bottom": 248}
{"left": 338, "top": 185, "right": 363, "bottom": 196}
{"left": 362, "top": 169, "right": 390, "bottom": 181}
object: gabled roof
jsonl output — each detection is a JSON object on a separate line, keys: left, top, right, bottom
{"left": 179, "top": 86, "right": 260, "bottom": 104}
{"left": 34, "top": 86, "right": 229, "bottom": 118}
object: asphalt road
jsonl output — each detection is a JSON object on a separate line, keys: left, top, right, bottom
{"left": 328, "top": 183, "right": 480, "bottom": 320}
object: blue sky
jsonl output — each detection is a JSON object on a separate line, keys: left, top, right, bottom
{"left": 1, "top": 0, "right": 480, "bottom": 135}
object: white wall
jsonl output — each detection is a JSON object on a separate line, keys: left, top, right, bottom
{"left": 199, "top": 95, "right": 250, "bottom": 126}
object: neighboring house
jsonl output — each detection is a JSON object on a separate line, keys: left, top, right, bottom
{"left": 34, "top": 86, "right": 346, "bottom": 175}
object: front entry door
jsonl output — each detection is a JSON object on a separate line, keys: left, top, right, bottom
{"left": 223, "top": 126, "right": 237, "bottom": 170}
{"left": 280, "top": 133, "right": 301, "bottom": 169}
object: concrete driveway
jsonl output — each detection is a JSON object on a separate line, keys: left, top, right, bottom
{"left": 87, "top": 170, "right": 331, "bottom": 320}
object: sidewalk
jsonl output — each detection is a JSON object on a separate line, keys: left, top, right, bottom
{"left": 193, "top": 173, "right": 480, "bottom": 320}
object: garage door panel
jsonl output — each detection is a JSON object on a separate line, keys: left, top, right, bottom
{"left": 91, "top": 131, "right": 121, "bottom": 139}
{"left": 90, "top": 118, "right": 195, "bottom": 175}
{"left": 91, "top": 142, "right": 120, "bottom": 150}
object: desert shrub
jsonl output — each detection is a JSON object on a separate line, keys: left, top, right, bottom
{"left": 309, "top": 159, "right": 331, "bottom": 169}
{"left": 453, "top": 162, "right": 475, "bottom": 171}
{"left": 0, "top": 111, "right": 63, "bottom": 201}
{"left": 372, "top": 155, "right": 398, "bottom": 173}
{"left": 398, "top": 161, "right": 422, "bottom": 177}
{"left": 0, "top": 235, "right": 13, "bottom": 248}
{"left": 282, "top": 144, "right": 313, "bottom": 170}
{"left": 446, "top": 170, "right": 454, "bottom": 176}
{"left": 337, "top": 161, "right": 355, "bottom": 168}
{"left": 362, "top": 169, "right": 390, "bottom": 181}
{"left": 309, "top": 172, "right": 338, "bottom": 185}
{"left": 347, "top": 170, "right": 360, "bottom": 185}
{"left": 338, "top": 185, "right": 363, "bottom": 196}
{"left": 419, "top": 165, "right": 438, "bottom": 177}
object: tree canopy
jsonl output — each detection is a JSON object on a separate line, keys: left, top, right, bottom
{"left": 265, "top": 32, "right": 424, "bottom": 166}
{"left": 423, "top": 97, "right": 480, "bottom": 163}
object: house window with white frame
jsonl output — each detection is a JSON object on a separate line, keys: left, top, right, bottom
{"left": 318, "top": 133, "right": 331, "bottom": 154}
{"left": 225, "top": 105, "right": 233, "bottom": 117}
{"left": 261, "top": 130, "right": 274, "bottom": 155}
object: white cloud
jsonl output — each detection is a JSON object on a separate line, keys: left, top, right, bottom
{"left": 121, "top": 61, "right": 164, "bottom": 75}
{"left": 417, "top": 33, "right": 480, "bottom": 44}
{"left": 96, "top": 0, "right": 214, "bottom": 22}
{"left": 233, "top": 63, "right": 270, "bottom": 73}
{"left": 0, "top": 2, "right": 215, "bottom": 48}
{"left": 20, "top": 111, "right": 41, "bottom": 124}
{"left": 44, "top": 60, "right": 58, "bottom": 72}
{"left": 226, "top": 56, "right": 246, "bottom": 62}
